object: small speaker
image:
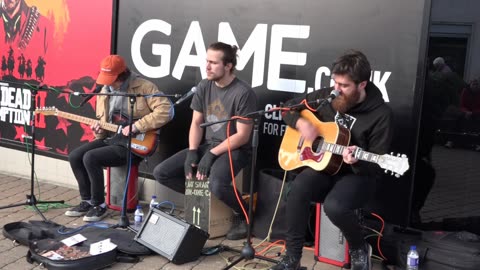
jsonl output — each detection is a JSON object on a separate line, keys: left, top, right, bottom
{"left": 134, "top": 208, "right": 209, "bottom": 264}
{"left": 314, "top": 203, "right": 350, "bottom": 268}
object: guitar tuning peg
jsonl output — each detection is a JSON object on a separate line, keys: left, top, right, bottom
{"left": 395, "top": 174, "right": 400, "bottom": 178}
{"left": 390, "top": 152, "right": 394, "bottom": 155}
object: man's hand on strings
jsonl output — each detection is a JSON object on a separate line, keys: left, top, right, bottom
{"left": 121, "top": 124, "right": 138, "bottom": 136}
{"left": 342, "top": 145, "right": 359, "bottom": 165}
{"left": 296, "top": 118, "right": 318, "bottom": 141}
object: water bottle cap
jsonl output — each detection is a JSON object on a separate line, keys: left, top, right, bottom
{"left": 136, "top": 205, "right": 142, "bottom": 209}
{"left": 152, "top": 195, "right": 157, "bottom": 199}
{"left": 410, "top": 245, "right": 416, "bottom": 250}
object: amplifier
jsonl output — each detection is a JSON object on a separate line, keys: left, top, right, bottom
{"left": 314, "top": 203, "right": 350, "bottom": 268}
{"left": 134, "top": 208, "right": 209, "bottom": 264}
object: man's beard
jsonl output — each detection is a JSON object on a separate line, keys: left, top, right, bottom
{"left": 331, "top": 89, "right": 360, "bottom": 113}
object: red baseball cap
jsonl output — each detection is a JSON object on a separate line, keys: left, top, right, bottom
{"left": 96, "top": 55, "right": 127, "bottom": 85}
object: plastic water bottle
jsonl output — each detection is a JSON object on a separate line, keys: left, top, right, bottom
{"left": 407, "top": 245, "right": 419, "bottom": 269}
{"left": 150, "top": 195, "right": 158, "bottom": 210}
{"left": 134, "top": 205, "right": 144, "bottom": 228}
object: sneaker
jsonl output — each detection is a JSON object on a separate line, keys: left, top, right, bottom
{"left": 269, "top": 255, "right": 301, "bottom": 270}
{"left": 83, "top": 206, "right": 108, "bottom": 222}
{"left": 225, "top": 214, "right": 248, "bottom": 240}
{"left": 350, "top": 243, "right": 372, "bottom": 270}
{"left": 65, "top": 201, "right": 92, "bottom": 217}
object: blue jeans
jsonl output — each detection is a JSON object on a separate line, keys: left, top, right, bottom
{"left": 153, "top": 144, "right": 249, "bottom": 214}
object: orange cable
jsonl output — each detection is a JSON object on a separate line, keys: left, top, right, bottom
{"left": 226, "top": 116, "right": 252, "bottom": 224}
{"left": 370, "top": 212, "right": 387, "bottom": 260}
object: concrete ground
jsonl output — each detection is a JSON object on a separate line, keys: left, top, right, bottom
{"left": 0, "top": 172, "right": 394, "bottom": 270}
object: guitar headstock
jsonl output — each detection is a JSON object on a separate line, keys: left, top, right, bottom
{"left": 378, "top": 153, "right": 409, "bottom": 178}
{"left": 35, "top": 106, "right": 58, "bottom": 116}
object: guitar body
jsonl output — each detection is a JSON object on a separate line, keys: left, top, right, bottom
{"left": 104, "top": 130, "right": 158, "bottom": 158}
{"left": 35, "top": 107, "right": 158, "bottom": 158}
{"left": 278, "top": 110, "right": 350, "bottom": 175}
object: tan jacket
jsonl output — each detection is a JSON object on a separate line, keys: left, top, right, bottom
{"left": 94, "top": 77, "right": 172, "bottom": 139}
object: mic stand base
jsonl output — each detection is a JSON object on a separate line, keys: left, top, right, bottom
{"left": 220, "top": 117, "right": 279, "bottom": 270}
{"left": 0, "top": 87, "right": 64, "bottom": 222}
{"left": 0, "top": 193, "right": 65, "bottom": 221}
{"left": 117, "top": 215, "right": 130, "bottom": 228}
{"left": 221, "top": 245, "right": 279, "bottom": 270}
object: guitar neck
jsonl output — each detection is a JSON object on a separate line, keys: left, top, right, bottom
{"left": 56, "top": 111, "right": 119, "bottom": 133}
{"left": 322, "top": 142, "right": 380, "bottom": 164}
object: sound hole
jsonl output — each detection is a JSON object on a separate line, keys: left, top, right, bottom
{"left": 312, "top": 137, "right": 324, "bottom": 153}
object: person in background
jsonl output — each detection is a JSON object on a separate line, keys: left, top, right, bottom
{"left": 65, "top": 55, "right": 173, "bottom": 222}
{"left": 460, "top": 78, "right": 480, "bottom": 151}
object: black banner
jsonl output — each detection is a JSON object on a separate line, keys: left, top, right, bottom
{"left": 116, "top": 0, "right": 429, "bottom": 225}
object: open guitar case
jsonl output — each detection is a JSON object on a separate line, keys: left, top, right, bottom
{"left": 3, "top": 220, "right": 151, "bottom": 269}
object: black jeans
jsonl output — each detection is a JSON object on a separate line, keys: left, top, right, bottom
{"left": 69, "top": 139, "right": 139, "bottom": 206}
{"left": 285, "top": 168, "right": 376, "bottom": 258}
{"left": 153, "top": 144, "right": 249, "bottom": 214}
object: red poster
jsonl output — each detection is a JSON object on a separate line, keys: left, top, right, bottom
{"left": 0, "top": 0, "right": 113, "bottom": 156}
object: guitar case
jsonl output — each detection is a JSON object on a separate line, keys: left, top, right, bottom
{"left": 26, "top": 238, "right": 118, "bottom": 270}
{"left": 3, "top": 220, "right": 151, "bottom": 269}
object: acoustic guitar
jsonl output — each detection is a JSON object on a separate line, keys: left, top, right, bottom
{"left": 35, "top": 107, "right": 158, "bottom": 157}
{"left": 278, "top": 110, "right": 409, "bottom": 177}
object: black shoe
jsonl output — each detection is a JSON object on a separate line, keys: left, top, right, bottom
{"left": 83, "top": 206, "right": 108, "bottom": 222}
{"left": 65, "top": 201, "right": 92, "bottom": 217}
{"left": 226, "top": 214, "right": 248, "bottom": 240}
{"left": 350, "top": 243, "right": 372, "bottom": 270}
{"left": 269, "top": 255, "right": 301, "bottom": 270}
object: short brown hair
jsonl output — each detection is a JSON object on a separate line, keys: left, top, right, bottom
{"left": 331, "top": 50, "right": 371, "bottom": 84}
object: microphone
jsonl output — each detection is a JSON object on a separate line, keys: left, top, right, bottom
{"left": 325, "top": 89, "right": 340, "bottom": 103}
{"left": 315, "top": 89, "right": 340, "bottom": 110}
{"left": 175, "top": 86, "right": 197, "bottom": 105}
{"left": 79, "top": 84, "right": 103, "bottom": 107}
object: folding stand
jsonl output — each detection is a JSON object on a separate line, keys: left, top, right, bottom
{"left": 117, "top": 94, "right": 137, "bottom": 228}
{"left": 0, "top": 85, "right": 64, "bottom": 220}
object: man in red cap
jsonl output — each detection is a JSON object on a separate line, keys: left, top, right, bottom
{"left": 65, "top": 55, "right": 173, "bottom": 222}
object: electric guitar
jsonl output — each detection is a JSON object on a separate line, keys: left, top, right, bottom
{"left": 278, "top": 110, "right": 409, "bottom": 177}
{"left": 35, "top": 107, "right": 158, "bottom": 157}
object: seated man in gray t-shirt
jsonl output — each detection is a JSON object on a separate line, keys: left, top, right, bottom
{"left": 153, "top": 42, "right": 257, "bottom": 240}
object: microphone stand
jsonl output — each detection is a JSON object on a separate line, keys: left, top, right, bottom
{"left": 0, "top": 84, "right": 64, "bottom": 221}
{"left": 77, "top": 91, "right": 179, "bottom": 228}
{"left": 200, "top": 110, "right": 280, "bottom": 269}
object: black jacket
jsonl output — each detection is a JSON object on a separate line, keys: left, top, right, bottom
{"left": 282, "top": 82, "right": 394, "bottom": 178}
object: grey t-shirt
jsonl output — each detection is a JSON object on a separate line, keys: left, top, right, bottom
{"left": 190, "top": 77, "right": 257, "bottom": 149}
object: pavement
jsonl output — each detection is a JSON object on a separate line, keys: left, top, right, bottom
{"left": 0, "top": 172, "right": 394, "bottom": 270}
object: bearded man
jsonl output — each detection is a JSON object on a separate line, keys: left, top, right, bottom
{"left": 270, "top": 50, "right": 394, "bottom": 270}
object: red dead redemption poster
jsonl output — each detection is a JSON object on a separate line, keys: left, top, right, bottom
{"left": 0, "top": 0, "right": 113, "bottom": 158}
